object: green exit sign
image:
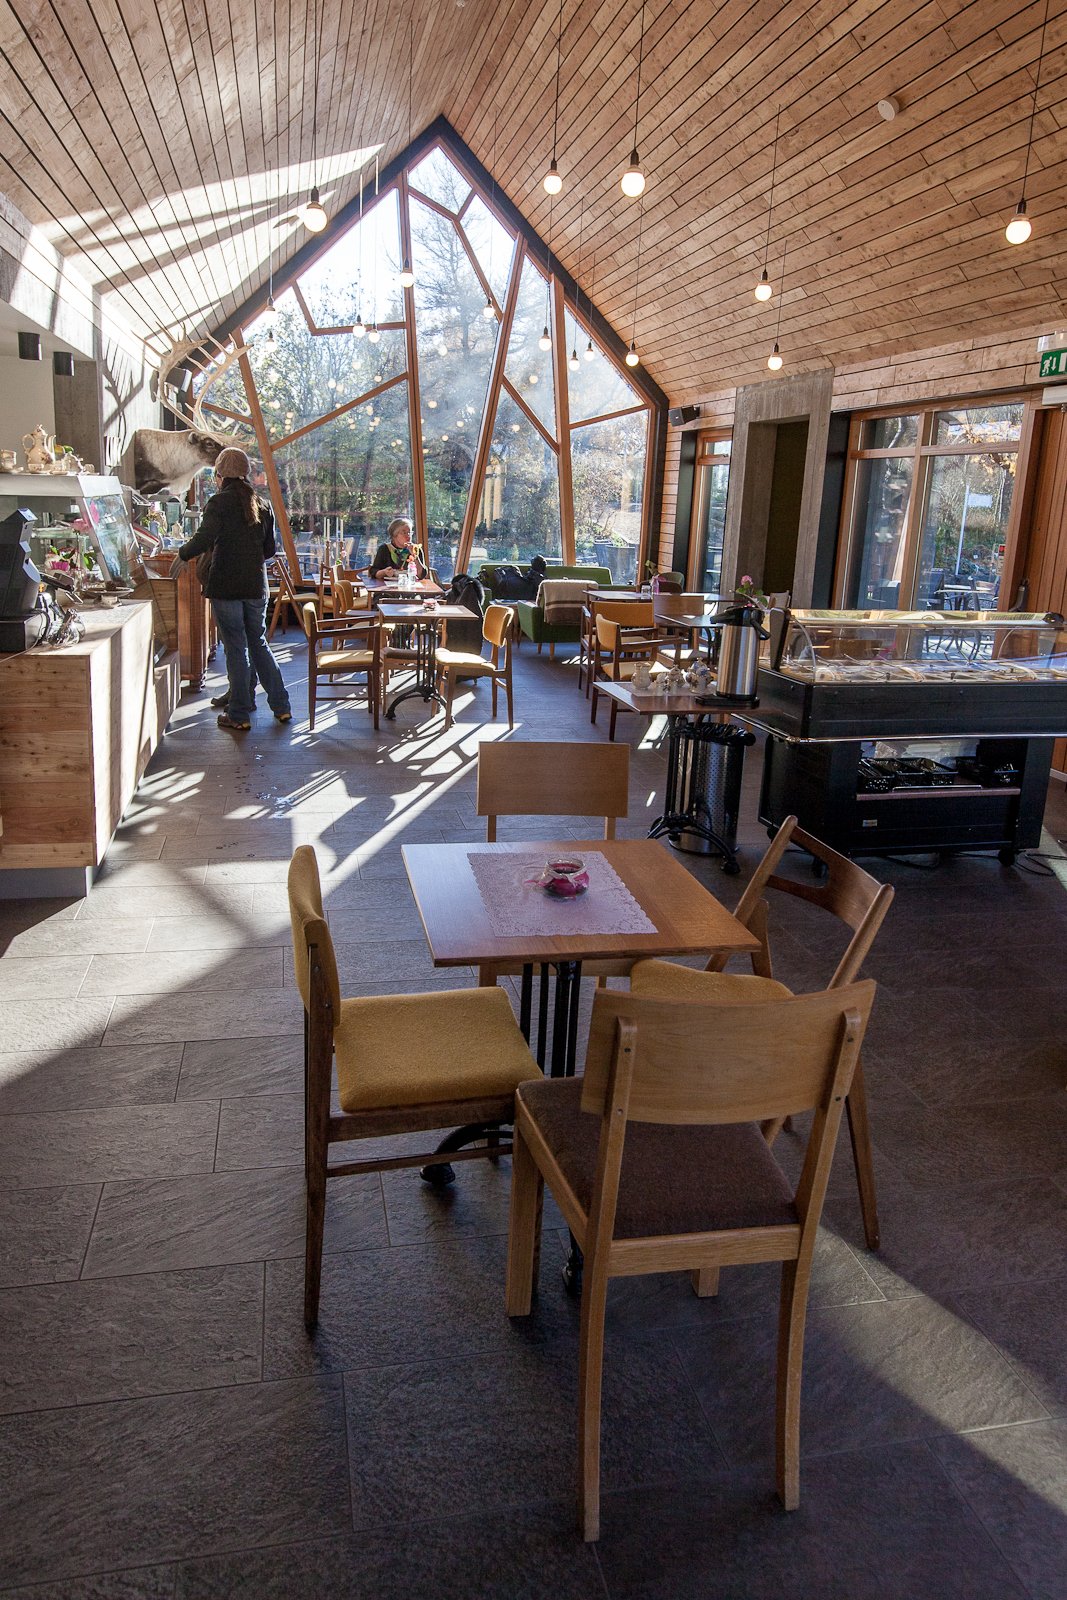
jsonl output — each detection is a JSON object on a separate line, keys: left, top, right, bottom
{"left": 1040, "top": 348, "right": 1067, "bottom": 377}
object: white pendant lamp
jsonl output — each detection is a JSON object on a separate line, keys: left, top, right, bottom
{"left": 767, "top": 342, "right": 783, "bottom": 371}
{"left": 539, "top": 325, "right": 552, "bottom": 351}
{"left": 620, "top": 1, "right": 648, "bottom": 198}
{"left": 625, "top": 340, "right": 640, "bottom": 367}
{"left": 302, "top": 0, "right": 328, "bottom": 233}
{"left": 754, "top": 107, "right": 780, "bottom": 300}
{"left": 483, "top": 296, "right": 496, "bottom": 319}
{"left": 1005, "top": 0, "right": 1048, "bottom": 245}
{"left": 543, "top": 0, "right": 566, "bottom": 193}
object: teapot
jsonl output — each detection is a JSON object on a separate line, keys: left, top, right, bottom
{"left": 631, "top": 661, "right": 653, "bottom": 692}
{"left": 22, "top": 424, "right": 55, "bottom": 473}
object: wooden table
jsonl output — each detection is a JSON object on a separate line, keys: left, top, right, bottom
{"left": 365, "top": 575, "right": 445, "bottom": 598}
{"left": 597, "top": 682, "right": 755, "bottom": 871}
{"left": 377, "top": 601, "right": 474, "bottom": 719}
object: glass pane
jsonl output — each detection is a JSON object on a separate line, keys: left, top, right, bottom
{"left": 565, "top": 312, "right": 641, "bottom": 424}
{"left": 407, "top": 146, "right": 470, "bottom": 213}
{"left": 571, "top": 413, "right": 647, "bottom": 583}
{"left": 472, "top": 391, "right": 561, "bottom": 567}
{"left": 858, "top": 415, "right": 919, "bottom": 450}
{"left": 272, "top": 382, "right": 412, "bottom": 578}
{"left": 934, "top": 404, "right": 1024, "bottom": 446}
{"left": 849, "top": 456, "right": 915, "bottom": 608}
{"left": 699, "top": 458, "right": 731, "bottom": 593}
{"left": 459, "top": 193, "right": 515, "bottom": 307}
{"left": 503, "top": 256, "right": 556, "bottom": 436}
{"left": 915, "top": 451, "right": 1016, "bottom": 607}
{"left": 410, "top": 198, "right": 499, "bottom": 580}
{"left": 297, "top": 188, "right": 402, "bottom": 330}
{"left": 247, "top": 289, "right": 406, "bottom": 441}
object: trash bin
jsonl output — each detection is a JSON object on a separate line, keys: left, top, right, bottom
{"left": 674, "top": 721, "right": 755, "bottom": 859}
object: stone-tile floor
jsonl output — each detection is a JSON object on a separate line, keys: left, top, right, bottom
{"left": 1, "top": 632, "right": 1067, "bottom": 1597}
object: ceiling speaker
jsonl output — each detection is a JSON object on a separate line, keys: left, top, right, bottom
{"left": 668, "top": 404, "right": 701, "bottom": 426}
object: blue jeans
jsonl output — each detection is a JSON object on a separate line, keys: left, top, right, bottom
{"left": 211, "top": 598, "right": 291, "bottom": 722}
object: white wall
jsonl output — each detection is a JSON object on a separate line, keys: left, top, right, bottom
{"left": 0, "top": 354, "right": 54, "bottom": 459}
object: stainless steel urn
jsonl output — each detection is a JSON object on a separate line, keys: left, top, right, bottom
{"left": 707, "top": 605, "right": 767, "bottom": 702}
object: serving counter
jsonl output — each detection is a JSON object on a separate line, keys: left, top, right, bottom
{"left": 0, "top": 601, "right": 179, "bottom": 897}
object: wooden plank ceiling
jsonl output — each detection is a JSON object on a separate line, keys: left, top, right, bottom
{"left": 0, "top": 0, "right": 1064, "bottom": 400}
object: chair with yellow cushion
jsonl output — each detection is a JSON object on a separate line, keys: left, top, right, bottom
{"left": 505, "top": 982, "right": 875, "bottom": 1539}
{"left": 303, "top": 601, "right": 381, "bottom": 731}
{"left": 589, "top": 606, "right": 666, "bottom": 739}
{"left": 435, "top": 602, "right": 515, "bottom": 731}
{"left": 289, "top": 845, "right": 541, "bottom": 1329}
{"left": 629, "top": 816, "right": 893, "bottom": 1249}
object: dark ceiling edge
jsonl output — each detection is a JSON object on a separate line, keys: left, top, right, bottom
{"left": 201, "top": 115, "right": 668, "bottom": 415}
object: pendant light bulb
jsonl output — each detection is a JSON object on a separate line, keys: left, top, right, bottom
{"left": 568, "top": 346, "right": 579, "bottom": 370}
{"left": 368, "top": 323, "right": 381, "bottom": 344}
{"left": 538, "top": 325, "right": 552, "bottom": 352}
{"left": 353, "top": 315, "right": 365, "bottom": 339}
{"left": 302, "top": 185, "right": 328, "bottom": 233}
{"left": 1005, "top": 198, "right": 1032, "bottom": 245}
{"left": 543, "top": 159, "right": 563, "bottom": 195}
{"left": 265, "top": 327, "right": 276, "bottom": 351}
{"left": 399, "top": 260, "right": 415, "bottom": 288}
{"left": 620, "top": 148, "right": 646, "bottom": 198}
{"left": 754, "top": 268, "right": 772, "bottom": 302}
{"left": 625, "top": 340, "right": 640, "bottom": 367}
{"left": 262, "top": 295, "right": 279, "bottom": 327}
{"left": 482, "top": 296, "right": 496, "bottom": 320}
{"left": 584, "top": 338, "right": 595, "bottom": 362}
{"left": 767, "top": 341, "right": 783, "bottom": 371}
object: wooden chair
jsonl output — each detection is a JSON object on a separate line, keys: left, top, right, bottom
{"left": 630, "top": 816, "right": 894, "bottom": 1249}
{"left": 302, "top": 601, "right": 381, "bottom": 731}
{"left": 505, "top": 981, "right": 875, "bottom": 1539}
{"left": 435, "top": 602, "right": 515, "bottom": 731}
{"left": 288, "top": 846, "right": 541, "bottom": 1328}
{"left": 476, "top": 740, "right": 631, "bottom": 992}
{"left": 268, "top": 558, "right": 320, "bottom": 638}
{"left": 590, "top": 606, "right": 664, "bottom": 739}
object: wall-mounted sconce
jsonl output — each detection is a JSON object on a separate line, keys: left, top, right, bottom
{"left": 18, "top": 332, "right": 41, "bottom": 361}
{"left": 52, "top": 351, "right": 74, "bottom": 377}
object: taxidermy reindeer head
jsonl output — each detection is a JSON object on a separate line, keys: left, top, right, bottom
{"left": 131, "top": 334, "right": 250, "bottom": 499}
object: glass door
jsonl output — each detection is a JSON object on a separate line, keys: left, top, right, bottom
{"left": 688, "top": 432, "right": 731, "bottom": 594}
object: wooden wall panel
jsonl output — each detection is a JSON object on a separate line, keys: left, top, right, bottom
{"left": 1017, "top": 406, "right": 1067, "bottom": 771}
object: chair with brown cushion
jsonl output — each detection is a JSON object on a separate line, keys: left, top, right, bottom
{"left": 302, "top": 601, "right": 381, "bottom": 731}
{"left": 435, "top": 602, "right": 515, "bottom": 731}
{"left": 505, "top": 981, "right": 875, "bottom": 1540}
{"left": 289, "top": 845, "right": 541, "bottom": 1329}
{"left": 475, "top": 740, "right": 632, "bottom": 999}
{"left": 589, "top": 605, "right": 665, "bottom": 739}
{"left": 629, "top": 816, "right": 894, "bottom": 1249}
{"left": 268, "top": 557, "right": 321, "bottom": 638}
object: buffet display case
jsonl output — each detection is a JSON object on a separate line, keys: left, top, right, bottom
{"left": 0, "top": 472, "right": 141, "bottom": 587}
{"left": 752, "top": 609, "right": 1067, "bottom": 863}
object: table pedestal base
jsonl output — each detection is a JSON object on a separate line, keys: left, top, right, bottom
{"left": 385, "top": 618, "right": 445, "bottom": 719}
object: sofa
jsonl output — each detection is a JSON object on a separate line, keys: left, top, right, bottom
{"left": 500, "top": 564, "right": 613, "bottom": 653}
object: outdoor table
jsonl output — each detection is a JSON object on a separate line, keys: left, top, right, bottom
{"left": 378, "top": 601, "right": 473, "bottom": 719}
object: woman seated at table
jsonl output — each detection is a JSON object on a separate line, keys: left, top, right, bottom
{"left": 369, "top": 517, "right": 427, "bottom": 581}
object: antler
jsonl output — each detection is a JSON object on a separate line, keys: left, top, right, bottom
{"left": 152, "top": 333, "right": 251, "bottom": 436}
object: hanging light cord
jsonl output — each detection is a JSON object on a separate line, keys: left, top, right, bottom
{"left": 763, "top": 104, "right": 781, "bottom": 268}
{"left": 1020, "top": 0, "right": 1050, "bottom": 198}
{"left": 632, "top": 0, "right": 647, "bottom": 149}
{"left": 408, "top": 11, "right": 414, "bottom": 147}
{"left": 311, "top": 0, "right": 319, "bottom": 186}
{"left": 551, "top": 0, "right": 564, "bottom": 161}
{"left": 632, "top": 197, "right": 644, "bottom": 340}
{"left": 576, "top": 199, "right": 585, "bottom": 326}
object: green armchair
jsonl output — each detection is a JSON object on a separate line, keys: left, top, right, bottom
{"left": 513, "top": 565, "right": 613, "bottom": 654}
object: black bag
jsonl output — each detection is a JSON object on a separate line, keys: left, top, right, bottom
{"left": 445, "top": 573, "right": 486, "bottom": 615}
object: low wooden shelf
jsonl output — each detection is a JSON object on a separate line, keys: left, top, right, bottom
{"left": 0, "top": 600, "right": 180, "bottom": 897}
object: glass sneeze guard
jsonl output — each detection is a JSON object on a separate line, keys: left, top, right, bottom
{"left": 775, "top": 610, "right": 1067, "bottom": 685}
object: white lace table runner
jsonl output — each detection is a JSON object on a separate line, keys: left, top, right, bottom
{"left": 467, "top": 850, "right": 657, "bottom": 938}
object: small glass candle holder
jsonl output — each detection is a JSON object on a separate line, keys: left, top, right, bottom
{"left": 537, "top": 855, "right": 589, "bottom": 897}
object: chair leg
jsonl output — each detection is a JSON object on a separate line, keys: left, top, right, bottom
{"left": 304, "top": 1096, "right": 329, "bottom": 1334}
{"left": 775, "top": 1257, "right": 810, "bottom": 1511}
{"left": 549, "top": 640, "right": 555, "bottom": 660}
{"left": 307, "top": 670, "right": 317, "bottom": 732}
{"left": 690, "top": 1267, "right": 720, "bottom": 1297}
{"left": 845, "top": 1058, "right": 880, "bottom": 1250}
{"left": 371, "top": 671, "right": 380, "bottom": 731}
{"left": 537, "top": 641, "right": 543, "bottom": 655}
{"left": 590, "top": 684, "right": 599, "bottom": 724}
{"left": 505, "top": 673, "right": 514, "bottom": 728}
{"left": 577, "top": 1258, "right": 610, "bottom": 1541}
{"left": 505, "top": 1125, "right": 543, "bottom": 1317}
{"left": 444, "top": 673, "right": 456, "bottom": 731}
{"left": 491, "top": 678, "right": 498, "bottom": 719}
{"left": 608, "top": 702, "right": 618, "bottom": 742}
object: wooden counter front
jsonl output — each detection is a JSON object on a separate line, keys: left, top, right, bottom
{"left": 0, "top": 601, "right": 179, "bottom": 891}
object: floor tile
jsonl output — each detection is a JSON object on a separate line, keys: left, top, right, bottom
{"left": 0, "top": 1044, "right": 182, "bottom": 1115}
{"left": 0, "top": 1102, "right": 220, "bottom": 1190}
{"left": 932, "top": 1419, "right": 1067, "bottom": 1600}
{"left": 595, "top": 1441, "right": 1029, "bottom": 1600}
{"left": 953, "top": 1277, "right": 1067, "bottom": 1415}
{"left": 145, "top": 914, "right": 291, "bottom": 952}
{"left": 675, "top": 1294, "right": 1047, "bottom": 1468}
{"left": 0, "top": 1264, "right": 263, "bottom": 1413}
{"left": 344, "top": 1335, "right": 723, "bottom": 1527}
{"left": 0, "top": 1566, "right": 176, "bottom": 1599}
{"left": 0, "top": 919, "right": 154, "bottom": 960}
{"left": 0, "top": 1378, "right": 350, "bottom": 1586}
{"left": 82, "top": 1167, "right": 386, "bottom": 1277}
{"left": 80, "top": 949, "right": 284, "bottom": 997}
{"left": 102, "top": 988, "right": 302, "bottom": 1045}
{"left": 0, "top": 1186, "right": 102, "bottom": 1287}
{"left": 0, "top": 999, "right": 114, "bottom": 1054}
{"left": 176, "top": 1035, "right": 302, "bottom": 1100}
{"left": 174, "top": 1506, "right": 604, "bottom": 1599}
{"left": 214, "top": 1096, "right": 304, "bottom": 1169}
{"left": 78, "top": 886, "right": 255, "bottom": 923}
{"left": 866, "top": 1094, "right": 1067, "bottom": 1188}
{"left": 263, "top": 1234, "right": 580, "bottom": 1378}
{"left": 379, "top": 1148, "right": 566, "bottom": 1244}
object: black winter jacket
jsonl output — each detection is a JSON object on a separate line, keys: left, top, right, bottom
{"left": 179, "top": 483, "right": 276, "bottom": 601}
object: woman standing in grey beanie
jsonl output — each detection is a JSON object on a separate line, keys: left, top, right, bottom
{"left": 177, "top": 447, "right": 292, "bottom": 731}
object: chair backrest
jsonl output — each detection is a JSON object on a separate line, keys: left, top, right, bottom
{"left": 287, "top": 845, "right": 341, "bottom": 1020}
{"left": 763, "top": 825, "right": 894, "bottom": 988}
{"left": 477, "top": 740, "right": 629, "bottom": 841}
{"left": 580, "top": 984, "right": 874, "bottom": 1128}
{"left": 595, "top": 606, "right": 655, "bottom": 655}
{"left": 301, "top": 600, "right": 320, "bottom": 643}
{"left": 483, "top": 602, "right": 514, "bottom": 652}
{"left": 275, "top": 559, "right": 302, "bottom": 602}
